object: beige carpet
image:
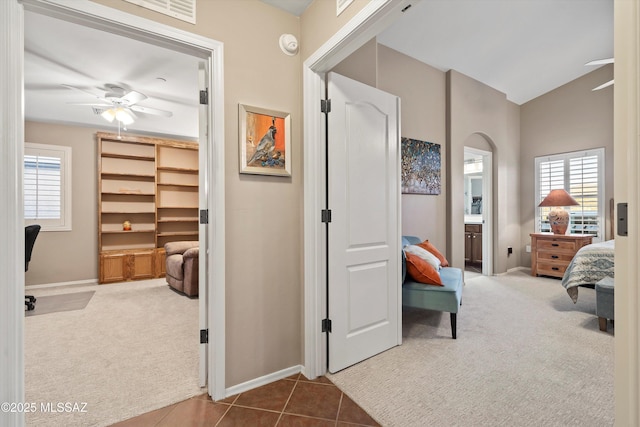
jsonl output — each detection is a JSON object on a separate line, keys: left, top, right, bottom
{"left": 328, "top": 270, "right": 614, "bottom": 427}
{"left": 24, "top": 279, "right": 203, "bottom": 426}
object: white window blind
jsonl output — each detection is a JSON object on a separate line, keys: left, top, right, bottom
{"left": 535, "top": 148, "right": 604, "bottom": 241}
{"left": 24, "top": 143, "right": 72, "bottom": 231}
{"left": 124, "top": 0, "right": 196, "bottom": 24}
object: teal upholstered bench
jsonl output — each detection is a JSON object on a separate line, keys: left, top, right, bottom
{"left": 595, "top": 276, "right": 614, "bottom": 332}
{"left": 402, "top": 236, "right": 464, "bottom": 339}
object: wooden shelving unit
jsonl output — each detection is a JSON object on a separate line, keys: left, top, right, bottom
{"left": 98, "top": 132, "right": 199, "bottom": 284}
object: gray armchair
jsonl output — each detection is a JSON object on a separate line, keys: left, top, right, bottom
{"left": 164, "top": 241, "right": 199, "bottom": 297}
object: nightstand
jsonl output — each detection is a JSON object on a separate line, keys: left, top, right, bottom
{"left": 530, "top": 233, "right": 593, "bottom": 278}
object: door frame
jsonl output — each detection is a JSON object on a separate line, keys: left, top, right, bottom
{"left": 0, "top": 1, "right": 226, "bottom": 421}
{"left": 302, "top": 0, "right": 414, "bottom": 379}
{"left": 463, "top": 146, "right": 493, "bottom": 276}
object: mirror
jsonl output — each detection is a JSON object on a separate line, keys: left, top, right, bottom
{"left": 465, "top": 175, "right": 482, "bottom": 214}
{"left": 464, "top": 152, "right": 483, "bottom": 223}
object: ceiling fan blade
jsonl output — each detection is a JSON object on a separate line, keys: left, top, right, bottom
{"left": 585, "top": 58, "right": 614, "bottom": 66}
{"left": 125, "top": 108, "right": 139, "bottom": 120}
{"left": 120, "top": 90, "right": 147, "bottom": 105}
{"left": 67, "top": 102, "right": 113, "bottom": 107}
{"left": 62, "top": 84, "right": 111, "bottom": 103}
{"left": 130, "top": 105, "right": 173, "bottom": 117}
{"left": 592, "top": 79, "right": 614, "bottom": 91}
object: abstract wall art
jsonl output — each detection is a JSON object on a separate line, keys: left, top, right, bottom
{"left": 401, "top": 137, "right": 441, "bottom": 195}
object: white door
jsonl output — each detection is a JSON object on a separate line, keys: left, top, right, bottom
{"left": 198, "top": 62, "right": 209, "bottom": 387}
{"left": 327, "top": 72, "right": 401, "bottom": 373}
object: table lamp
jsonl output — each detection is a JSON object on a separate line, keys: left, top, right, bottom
{"left": 538, "top": 189, "right": 579, "bottom": 235}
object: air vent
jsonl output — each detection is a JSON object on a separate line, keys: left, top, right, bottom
{"left": 92, "top": 107, "right": 107, "bottom": 115}
{"left": 124, "top": 0, "right": 196, "bottom": 24}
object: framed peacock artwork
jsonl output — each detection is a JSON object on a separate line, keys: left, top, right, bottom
{"left": 239, "top": 104, "right": 291, "bottom": 177}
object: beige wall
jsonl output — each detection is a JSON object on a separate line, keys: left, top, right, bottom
{"left": 301, "top": 0, "right": 370, "bottom": 61}
{"left": 24, "top": 122, "right": 99, "bottom": 285}
{"left": 377, "top": 45, "right": 448, "bottom": 251}
{"left": 447, "top": 70, "right": 521, "bottom": 273}
{"left": 519, "top": 64, "right": 614, "bottom": 267}
{"left": 91, "top": 0, "right": 303, "bottom": 388}
{"left": 331, "top": 38, "right": 378, "bottom": 88}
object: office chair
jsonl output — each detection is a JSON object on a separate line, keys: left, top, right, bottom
{"left": 25, "top": 224, "right": 41, "bottom": 311}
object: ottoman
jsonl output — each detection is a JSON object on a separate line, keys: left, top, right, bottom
{"left": 595, "top": 276, "right": 614, "bottom": 332}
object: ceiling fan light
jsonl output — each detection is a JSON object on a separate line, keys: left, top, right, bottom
{"left": 101, "top": 109, "right": 116, "bottom": 122}
{"left": 115, "top": 108, "right": 135, "bottom": 125}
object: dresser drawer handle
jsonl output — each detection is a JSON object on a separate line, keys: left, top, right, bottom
{"left": 551, "top": 255, "right": 559, "bottom": 259}
{"left": 552, "top": 267, "right": 559, "bottom": 271}
{"left": 551, "top": 243, "right": 559, "bottom": 247}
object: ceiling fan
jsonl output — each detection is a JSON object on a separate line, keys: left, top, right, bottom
{"left": 63, "top": 83, "right": 173, "bottom": 125}
{"left": 585, "top": 58, "right": 614, "bottom": 91}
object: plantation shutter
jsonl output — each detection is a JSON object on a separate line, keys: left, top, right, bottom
{"left": 535, "top": 148, "right": 604, "bottom": 241}
{"left": 568, "top": 155, "right": 599, "bottom": 235}
{"left": 24, "top": 142, "right": 72, "bottom": 231}
{"left": 24, "top": 154, "right": 61, "bottom": 220}
{"left": 537, "top": 159, "right": 564, "bottom": 233}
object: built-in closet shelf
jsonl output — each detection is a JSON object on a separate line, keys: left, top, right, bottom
{"left": 101, "top": 152, "right": 155, "bottom": 161}
{"left": 157, "top": 166, "right": 198, "bottom": 173}
{"left": 98, "top": 132, "right": 199, "bottom": 284}
{"left": 157, "top": 183, "right": 199, "bottom": 188}
{"left": 101, "top": 230, "right": 156, "bottom": 234}
{"left": 101, "top": 172, "right": 156, "bottom": 179}
{"left": 157, "top": 231, "right": 199, "bottom": 237}
{"left": 102, "top": 191, "right": 156, "bottom": 196}
{"left": 102, "top": 210, "right": 156, "bottom": 215}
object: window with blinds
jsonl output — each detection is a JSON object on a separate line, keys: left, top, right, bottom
{"left": 24, "top": 143, "right": 72, "bottom": 231}
{"left": 535, "top": 148, "right": 604, "bottom": 241}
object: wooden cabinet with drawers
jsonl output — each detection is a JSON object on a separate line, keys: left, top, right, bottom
{"left": 530, "top": 233, "right": 593, "bottom": 278}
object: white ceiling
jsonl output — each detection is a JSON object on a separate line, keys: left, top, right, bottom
{"left": 24, "top": 0, "right": 613, "bottom": 139}
{"left": 24, "top": 11, "right": 201, "bottom": 139}
{"left": 377, "top": 0, "right": 613, "bottom": 105}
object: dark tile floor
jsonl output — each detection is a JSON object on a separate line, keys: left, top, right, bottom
{"left": 111, "top": 374, "right": 380, "bottom": 427}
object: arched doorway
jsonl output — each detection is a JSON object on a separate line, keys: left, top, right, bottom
{"left": 464, "top": 133, "right": 494, "bottom": 276}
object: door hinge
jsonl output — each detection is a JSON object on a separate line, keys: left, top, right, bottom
{"left": 321, "top": 209, "right": 332, "bottom": 223}
{"left": 321, "top": 99, "right": 331, "bottom": 113}
{"left": 200, "top": 209, "right": 209, "bottom": 224}
{"left": 322, "top": 318, "right": 332, "bottom": 333}
{"left": 200, "top": 89, "right": 209, "bottom": 105}
{"left": 200, "top": 329, "right": 209, "bottom": 344}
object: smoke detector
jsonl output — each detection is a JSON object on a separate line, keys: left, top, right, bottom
{"left": 279, "top": 34, "right": 299, "bottom": 56}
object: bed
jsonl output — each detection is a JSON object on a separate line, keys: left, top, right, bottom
{"left": 561, "top": 239, "right": 614, "bottom": 303}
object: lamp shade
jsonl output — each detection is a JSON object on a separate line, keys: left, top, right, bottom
{"left": 538, "top": 189, "right": 579, "bottom": 207}
{"left": 538, "top": 189, "right": 579, "bottom": 235}
{"left": 101, "top": 109, "right": 116, "bottom": 123}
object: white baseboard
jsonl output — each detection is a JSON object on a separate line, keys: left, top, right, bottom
{"left": 224, "top": 365, "right": 303, "bottom": 398}
{"left": 26, "top": 278, "right": 98, "bottom": 290}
